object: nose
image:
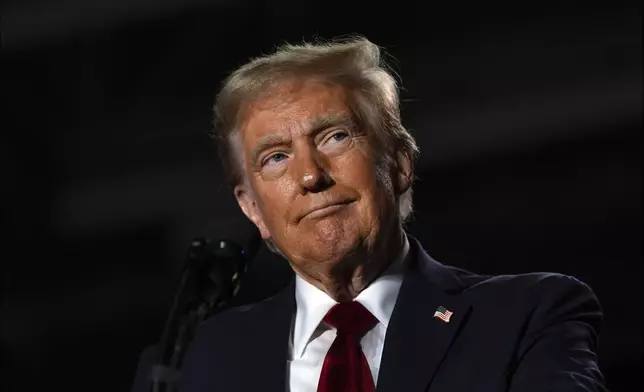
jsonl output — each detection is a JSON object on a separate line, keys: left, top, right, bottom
{"left": 292, "top": 142, "right": 333, "bottom": 194}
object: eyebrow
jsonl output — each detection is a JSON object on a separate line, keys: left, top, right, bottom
{"left": 308, "top": 112, "right": 354, "bottom": 134}
{"left": 249, "top": 112, "right": 354, "bottom": 164}
{"left": 250, "top": 133, "right": 290, "bottom": 164}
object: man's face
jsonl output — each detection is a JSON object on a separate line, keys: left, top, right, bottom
{"left": 233, "top": 79, "right": 410, "bottom": 277}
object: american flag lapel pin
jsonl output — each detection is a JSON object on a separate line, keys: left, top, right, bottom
{"left": 433, "top": 306, "right": 453, "bottom": 323}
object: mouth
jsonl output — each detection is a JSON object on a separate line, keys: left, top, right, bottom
{"left": 299, "top": 200, "right": 354, "bottom": 222}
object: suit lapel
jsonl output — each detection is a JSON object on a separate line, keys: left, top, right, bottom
{"left": 377, "top": 238, "right": 472, "bottom": 392}
{"left": 239, "top": 280, "right": 295, "bottom": 392}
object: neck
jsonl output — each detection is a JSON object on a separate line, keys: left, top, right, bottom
{"left": 296, "top": 228, "right": 405, "bottom": 302}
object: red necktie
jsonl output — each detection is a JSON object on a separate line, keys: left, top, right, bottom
{"left": 317, "top": 301, "right": 377, "bottom": 392}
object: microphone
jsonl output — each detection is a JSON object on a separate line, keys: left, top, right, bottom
{"left": 150, "top": 229, "right": 261, "bottom": 391}
{"left": 199, "top": 230, "right": 262, "bottom": 306}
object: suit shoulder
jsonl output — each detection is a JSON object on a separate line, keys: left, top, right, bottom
{"left": 194, "top": 286, "right": 290, "bottom": 338}
{"left": 456, "top": 268, "right": 590, "bottom": 292}
{"left": 496, "top": 272, "right": 598, "bottom": 302}
{"left": 450, "top": 268, "right": 599, "bottom": 307}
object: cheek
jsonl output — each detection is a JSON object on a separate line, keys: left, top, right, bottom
{"left": 333, "top": 145, "right": 378, "bottom": 184}
{"left": 255, "top": 180, "right": 297, "bottom": 225}
{"left": 334, "top": 154, "right": 385, "bottom": 217}
{"left": 343, "top": 155, "right": 395, "bottom": 217}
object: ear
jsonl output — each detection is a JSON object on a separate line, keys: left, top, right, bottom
{"left": 234, "top": 184, "right": 271, "bottom": 240}
{"left": 393, "top": 149, "right": 413, "bottom": 195}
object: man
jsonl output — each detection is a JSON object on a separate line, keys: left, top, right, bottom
{"left": 132, "top": 37, "right": 607, "bottom": 391}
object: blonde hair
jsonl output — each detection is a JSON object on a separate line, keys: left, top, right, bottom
{"left": 212, "top": 36, "right": 419, "bottom": 233}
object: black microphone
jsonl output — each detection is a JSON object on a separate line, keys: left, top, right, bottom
{"left": 150, "top": 229, "right": 261, "bottom": 391}
{"left": 200, "top": 231, "right": 261, "bottom": 305}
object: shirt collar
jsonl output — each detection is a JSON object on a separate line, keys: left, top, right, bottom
{"left": 292, "top": 233, "right": 410, "bottom": 359}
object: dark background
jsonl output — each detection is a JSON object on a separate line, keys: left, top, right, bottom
{"left": 2, "top": 1, "right": 642, "bottom": 391}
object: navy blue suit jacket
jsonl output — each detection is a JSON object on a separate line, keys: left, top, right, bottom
{"left": 132, "top": 236, "right": 607, "bottom": 391}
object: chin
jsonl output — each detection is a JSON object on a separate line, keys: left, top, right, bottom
{"left": 303, "top": 232, "right": 362, "bottom": 263}
{"left": 282, "top": 218, "right": 369, "bottom": 261}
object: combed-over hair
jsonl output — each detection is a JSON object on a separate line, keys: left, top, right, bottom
{"left": 212, "top": 36, "right": 419, "bottom": 242}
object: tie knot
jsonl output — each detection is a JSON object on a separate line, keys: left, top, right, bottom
{"left": 323, "top": 301, "right": 377, "bottom": 337}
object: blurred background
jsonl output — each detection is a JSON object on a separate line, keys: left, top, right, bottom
{"left": 2, "top": 1, "right": 642, "bottom": 391}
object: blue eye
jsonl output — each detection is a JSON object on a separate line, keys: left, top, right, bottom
{"left": 266, "top": 153, "right": 287, "bottom": 164}
{"left": 333, "top": 133, "right": 348, "bottom": 141}
{"left": 330, "top": 131, "right": 349, "bottom": 142}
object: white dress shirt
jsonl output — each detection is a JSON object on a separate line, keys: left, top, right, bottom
{"left": 287, "top": 235, "right": 410, "bottom": 392}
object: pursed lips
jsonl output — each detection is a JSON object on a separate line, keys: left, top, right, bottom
{"left": 297, "top": 199, "right": 354, "bottom": 222}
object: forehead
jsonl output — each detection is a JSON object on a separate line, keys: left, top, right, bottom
{"left": 240, "top": 80, "right": 350, "bottom": 142}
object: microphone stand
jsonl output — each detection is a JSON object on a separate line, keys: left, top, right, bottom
{"left": 149, "top": 237, "right": 255, "bottom": 392}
